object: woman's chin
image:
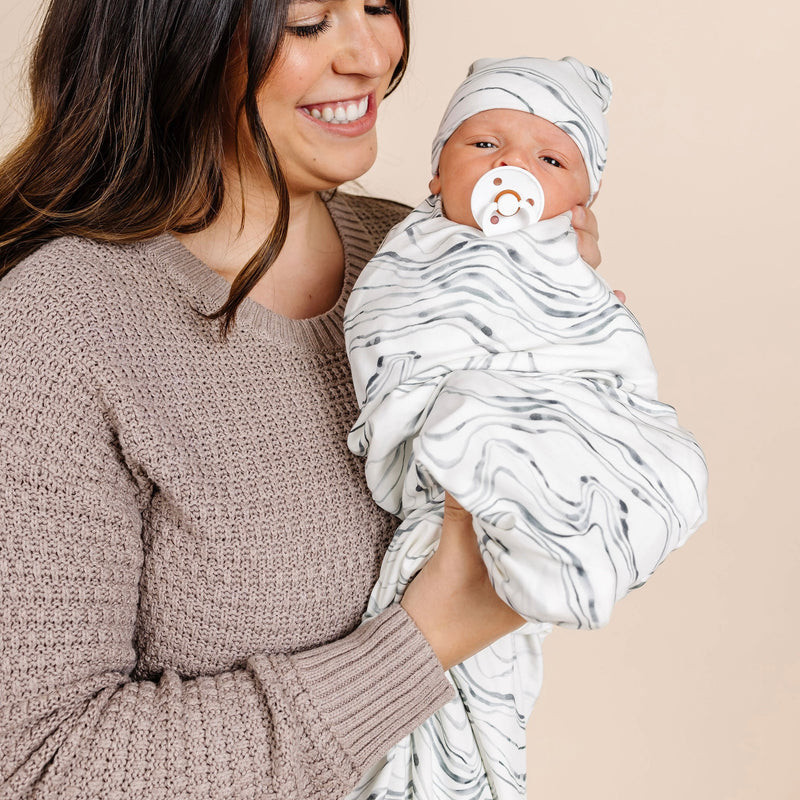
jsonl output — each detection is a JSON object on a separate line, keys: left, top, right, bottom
{"left": 295, "top": 152, "right": 379, "bottom": 195}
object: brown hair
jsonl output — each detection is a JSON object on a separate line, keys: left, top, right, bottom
{"left": 0, "top": 0, "right": 410, "bottom": 331}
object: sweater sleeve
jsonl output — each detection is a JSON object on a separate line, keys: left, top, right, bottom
{"left": 0, "top": 270, "right": 454, "bottom": 799}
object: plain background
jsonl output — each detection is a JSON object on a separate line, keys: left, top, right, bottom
{"left": 2, "top": 1, "right": 798, "bottom": 798}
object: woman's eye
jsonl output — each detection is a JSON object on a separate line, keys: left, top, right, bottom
{"left": 286, "top": 17, "right": 332, "bottom": 38}
{"left": 287, "top": 2, "right": 392, "bottom": 38}
{"left": 365, "top": 2, "right": 394, "bottom": 15}
{"left": 541, "top": 156, "right": 563, "bottom": 168}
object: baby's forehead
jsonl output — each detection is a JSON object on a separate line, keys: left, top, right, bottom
{"left": 454, "top": 109, "right": 582, "bottom": 151}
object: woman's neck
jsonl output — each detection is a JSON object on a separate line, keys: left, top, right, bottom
{"left": 175, "top": 180, "right": 345, "bottom": 320}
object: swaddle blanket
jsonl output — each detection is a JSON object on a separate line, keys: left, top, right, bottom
{"left": 343, "top": 196, "right": 708, "bottom": 800}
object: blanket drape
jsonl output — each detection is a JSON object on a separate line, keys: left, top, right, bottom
{"left": 344, "top": 196, "right": 708, "bottom": 800}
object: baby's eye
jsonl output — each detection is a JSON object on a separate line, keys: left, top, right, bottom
{"left": 473, "top": 141, "right": 497, "bottom": 149}
{"left": 540, "top": 156, "right": 563, "bottom": 168}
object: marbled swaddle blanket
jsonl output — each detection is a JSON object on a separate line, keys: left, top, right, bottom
{"left": 343, "top": 58, "right": 709, "bottom": 800}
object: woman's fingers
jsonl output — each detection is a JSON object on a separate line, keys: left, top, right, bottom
{"left": 572, "top": 204, "right": 599, "bottom": 240}
{"left": 572, "top": 205, "right": 626, "bottom": 304}
{"left": 572, "top": 205, "right": 601, "bottom": 268}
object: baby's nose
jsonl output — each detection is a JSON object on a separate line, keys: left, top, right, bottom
{"left": 495, "top": 150, "right": 530, "bottom": 170}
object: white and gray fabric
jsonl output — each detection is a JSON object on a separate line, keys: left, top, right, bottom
{"left": 343, "top": 197, "right": 708, "bottom": 800}
{"left": 431, "top": 56, "right": 612, "bottom": 201}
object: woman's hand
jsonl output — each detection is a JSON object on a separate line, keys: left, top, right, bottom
{"left": 572, "top": 204, "right": 626, "bottom": 304}
{"left": 572, "top": 205, "right": 601, "bottom": 268}
{"left": 400, "top": 493, "right": 526, "bottom": 671}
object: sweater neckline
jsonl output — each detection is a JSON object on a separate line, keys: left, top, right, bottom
{"left": 143, "top": 192, "right": 372, "bottom": 351}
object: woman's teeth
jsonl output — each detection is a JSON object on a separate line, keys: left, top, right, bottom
{"left": 306, "top": 96, "right": 369, "bottom": 124}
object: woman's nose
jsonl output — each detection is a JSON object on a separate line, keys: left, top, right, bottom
{"left": 332, "top": 17, "right": 395, "bottom": 78}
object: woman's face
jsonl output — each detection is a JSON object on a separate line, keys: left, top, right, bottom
{"left": 255, "top": 0, "right": 404, "bottom": 197}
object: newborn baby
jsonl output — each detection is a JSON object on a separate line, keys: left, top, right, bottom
{"left": 344, "top": 56, "right": 708, "bottom": 800}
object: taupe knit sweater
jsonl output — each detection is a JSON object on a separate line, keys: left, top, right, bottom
{"left": 0, "top": 193, "right": 455, "bottom": 799}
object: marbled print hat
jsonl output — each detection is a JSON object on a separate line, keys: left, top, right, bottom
{"left": 431, "top": 56, "right": 613, "bottom": 201}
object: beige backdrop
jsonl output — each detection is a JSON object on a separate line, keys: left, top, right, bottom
{"left": 2, "top": 1, "right": 798, "bottom": 798}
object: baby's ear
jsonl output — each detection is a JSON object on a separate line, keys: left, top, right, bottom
{"left": 429, "top": 174, "right": 442, "bottom": 196}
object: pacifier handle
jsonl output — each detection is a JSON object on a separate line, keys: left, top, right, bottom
{"left": 470, "top": 166, "right": 545, "bottom": 236}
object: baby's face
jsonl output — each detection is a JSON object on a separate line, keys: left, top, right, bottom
{"left": 430, "top": 108, "right": 591, "bottom": 229}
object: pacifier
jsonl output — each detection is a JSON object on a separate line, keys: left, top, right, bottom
{"left": 470, "top": 166, "right": 545, "bottom": 236}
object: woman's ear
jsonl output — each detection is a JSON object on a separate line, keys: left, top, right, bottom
{"left": 429, "top": 173, "right": 442, "bottom": 195}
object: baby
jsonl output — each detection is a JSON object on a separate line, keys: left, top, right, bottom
{"left": 344, "top": 57, "right": 708, "bottom": 800}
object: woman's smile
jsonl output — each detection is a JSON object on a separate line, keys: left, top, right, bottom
{"left": 302, "top": 94, "right": 370, "bottom": 124}
{"left": 299, "top": 93, "right": 379, "bottom": 137}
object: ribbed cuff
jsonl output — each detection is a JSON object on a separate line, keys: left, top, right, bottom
{"left": 277, "top": 605, "right": 454, "bottom": 775}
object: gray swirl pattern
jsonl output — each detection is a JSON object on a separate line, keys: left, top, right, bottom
{"left": 344, "top": 196, "right": 708, "bottom": 800}
{"left": 430, "top": 56, "right": 612, "bottom": 201}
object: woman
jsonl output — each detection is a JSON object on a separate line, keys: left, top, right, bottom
{"left": 0, "top": 1, "right": 601, "bottom": 797}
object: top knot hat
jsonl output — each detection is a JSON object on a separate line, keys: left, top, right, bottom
{"left": 431, "top": 56, "right": 613, "bottom": 202}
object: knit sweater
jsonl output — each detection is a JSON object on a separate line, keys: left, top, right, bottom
{"left": 0, "top": 192, "right": 455, "bottom": 800}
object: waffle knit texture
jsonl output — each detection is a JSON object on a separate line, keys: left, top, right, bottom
{"left": 0, "top": 192, "right": 455, "bottom": 800}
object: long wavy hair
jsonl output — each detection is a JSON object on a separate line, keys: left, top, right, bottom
{"left": 0, "top": 0, "right": 410, "bottom": 331}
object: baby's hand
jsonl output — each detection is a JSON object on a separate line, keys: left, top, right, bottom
{"left": 572, "top": 205, "right": 626, "bottom": 304}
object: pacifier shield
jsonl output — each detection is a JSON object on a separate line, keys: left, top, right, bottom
{"left": 470, "top": 166, "right": 545, "bottom": 236}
